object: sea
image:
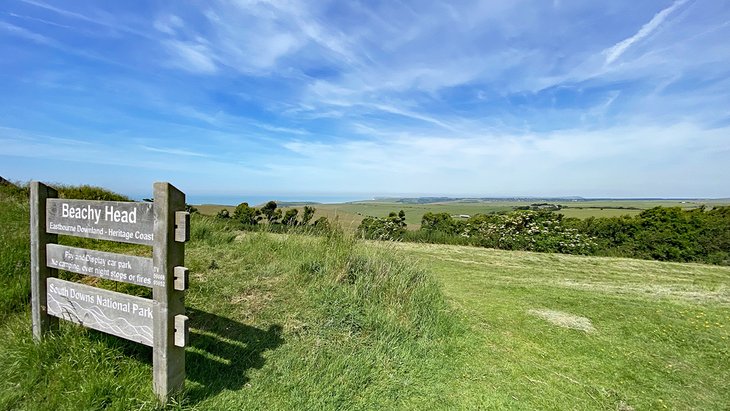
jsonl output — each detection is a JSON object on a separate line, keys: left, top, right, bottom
{"left": 181, "top": 194, "right": 372, "bottom": 206}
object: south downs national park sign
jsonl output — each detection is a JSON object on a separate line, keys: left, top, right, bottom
{"left": 47, "top": 277, "right": 154, "bottom": 346}
{"left": 30, "top": 181, "right": 190, "bottom": 402}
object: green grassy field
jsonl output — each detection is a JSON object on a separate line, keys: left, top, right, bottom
{"left": 320, "top": 199, "right": 730, "bottom": 227}
{"left": 2, "top": 188, "right": 729, "bottom": 409}
{"left": 557, "top": 208, "right": 643, "bottom": 219}
{"left": 392, "top": 241, "right": 730, "bottom": 409}
{"left": 197, "top": 199, "right": 730, "bottom": 231}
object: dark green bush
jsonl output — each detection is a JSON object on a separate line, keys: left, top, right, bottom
{"left": 370, "top": 206, "right": 730, "bottom": 265}
{"left": 357, "top": 211, "right": 407, "bottom": 241}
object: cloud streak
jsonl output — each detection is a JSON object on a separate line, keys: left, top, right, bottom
{"left": 164, "top": 40, "right": 218, "bottom": 73}
{"left": 604, "top": 0, "right": 688, "bottom": 65}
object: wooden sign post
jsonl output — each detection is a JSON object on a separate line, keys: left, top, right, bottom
{"left": 30, "top": 181, "right": 189, "bottom": 402}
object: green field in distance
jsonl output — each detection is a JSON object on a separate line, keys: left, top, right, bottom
{"left": 197, "top": 198, "right": 730, "bottom": 230}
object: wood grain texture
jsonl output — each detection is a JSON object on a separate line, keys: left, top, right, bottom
{"left": 46, "top": 199, "right": 154, "bottom": 245}
{"left": 30, "top": 181, "right": 59, "bottom": 340}
{"left": 46, "top": 244, "right": 159, "bottom": 288}
{"left": 47, "top": 278, "right": 153, "bottom": 346}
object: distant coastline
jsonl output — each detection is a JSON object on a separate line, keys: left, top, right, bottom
{"left": 183, "top": 194, "right": 730, "bottom": 207}
{"left": 183, "top": 194, "right": 371, "bottom": 207}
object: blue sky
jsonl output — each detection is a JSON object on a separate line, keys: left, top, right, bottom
{"left": 1, "top": 0, "right": 729, "bottom": 201}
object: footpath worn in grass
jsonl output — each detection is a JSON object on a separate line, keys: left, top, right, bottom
{"left": 1, "top": 185, "right": 729, "bottom": 409}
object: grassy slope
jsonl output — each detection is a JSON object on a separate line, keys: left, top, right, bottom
{"left": 1, "top": 186, "right": 729, "bottom": 409}
{"left": 0, "top": 189, "right": 31, "bottom": 318}
{"left": 0, "top": 189, "right": 463, "bottom": 410}
{"left": 179, "top": 227, "right": 463, "bottom": 410}
{"left": 395, "top": 242, "right": 730, "bottom": 410}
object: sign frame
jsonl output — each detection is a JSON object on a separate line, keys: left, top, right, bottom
{"left": 30, "top": 181, "right": 189, "bottom": 402}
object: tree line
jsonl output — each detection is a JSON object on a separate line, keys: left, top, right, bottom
{"left": 357, "top": 206, "right": 730, "bottom": 266}
{"left": 216, "top": 201, "right": 330, "bottom": 229}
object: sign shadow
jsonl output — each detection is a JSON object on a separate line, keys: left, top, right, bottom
{"left": 184, "top": 307, "right": 284, "bottom": 403}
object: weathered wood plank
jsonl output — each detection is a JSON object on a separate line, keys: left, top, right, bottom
{"left": 46, "top": 199, "right": 154, "bottom": 245}
{"left": 152, "top": 182, "right": 187, "bottom": 400}
{"left": 47, "top": 278, "right": 153, "bottom": 346}
{"left": 46, "top": 244, "right": 163, "bottom": 288}
{"left": 31, "top": 181, "right": 59, "bottom": 340}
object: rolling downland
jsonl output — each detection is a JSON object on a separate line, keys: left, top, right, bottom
{"left": 0, "top": 185, "right": 728, "bottom": 410}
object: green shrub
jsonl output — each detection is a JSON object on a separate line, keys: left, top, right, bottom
{"left": 375, "top": 206, "right": 730, "bottom": 265}
{"left": 356, "top": 211, "right": 407, "bottom": 241}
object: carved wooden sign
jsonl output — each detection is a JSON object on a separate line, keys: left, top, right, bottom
{"left": 46, "top": 244, "right": 159, "bottom": 287}
{"left": 30, "top": 182, "right": 189, "bottom": 402}
{"left": 47, "top": 277, "right": 154, "bottom": 346}
{"left": 46, "top": 199, "right": 154, "bottom": 245}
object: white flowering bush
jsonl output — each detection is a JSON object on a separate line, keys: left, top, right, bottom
{"left": 457, "top": 211, "right": 596, "bottom": 254}
{"left": 357, "top": 212, "right": 407, "bottom": 241}
{"left": 409, "top": 207, "right": 730, "bottom": 265}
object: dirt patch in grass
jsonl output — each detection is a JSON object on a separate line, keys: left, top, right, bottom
{"left": 528, "top": 309, "right": 596, "bottom": 333}
{"left": 230, "top": 287, "right": 273, "bottom": 320}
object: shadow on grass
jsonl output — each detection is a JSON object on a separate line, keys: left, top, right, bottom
{"left": 78, "top": 306, "right": 283, "bottom": 405}
{"left": 184, "top": 307, "right": 284, "bottom": 404}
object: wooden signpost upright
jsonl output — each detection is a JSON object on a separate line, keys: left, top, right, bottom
{"left": 30, "top": 182, "right": 58, "bottom": 339}
{"left": 152, "top": 182, "right": 188, "bottom": 398}
{"left": 29, "top": 181, "right": 189, "bottom": 402}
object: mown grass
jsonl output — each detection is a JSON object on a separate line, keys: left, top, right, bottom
{"left": 1, "top": 184, "right": 729, "bottom": 409}
{"left": 395, "top": 242, "right": 730, "bottom": 410}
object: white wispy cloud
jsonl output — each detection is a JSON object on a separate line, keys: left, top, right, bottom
{"left": 0, "top": 20, "right": 56, "bottom": 45}
{"left": 275, "top": 122, "right": 730, "bottom": 196}
{"left": 157, "top": 2, "right": 343, "bottom": 75}
{"left": 251, "top": 122, "right": 310, "bottom": 136}
{"left": 153, "top": 14, "right": 183, "bottom": 35}
{"left": 6, "top": 12, "right": 73, "bottom": 29}
{"left": 368, "top": 103, "right": 457, "bottom": 131}
{"left": 164, "top": 40, "right": 218, "bottom": 73}
{"left": 20, "top": 0, "right": 157, "bottom": 40}
{"left": 0, "top": 131, "right": 174, "bottom": 171}
{"left": 603, "top": 0, "right": 688, "bottom": 65}
{"left": 20, "top": 0, "right": 94, "bottom": 24}
{"left": 139, "top": 145, "right": 210, "bottom": 157}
